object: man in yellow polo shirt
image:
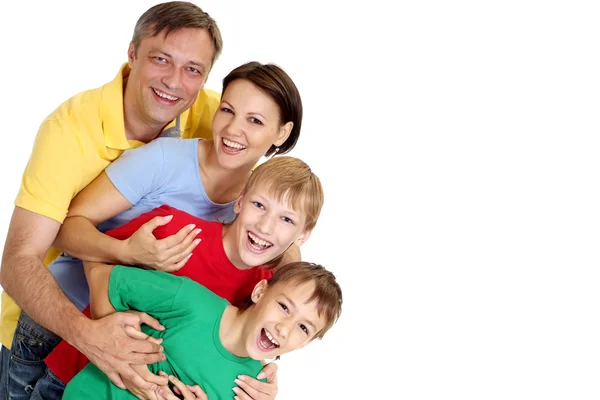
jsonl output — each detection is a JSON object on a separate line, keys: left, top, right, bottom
{"left": 0, "top": 2, "right": 222, "bottom": 397}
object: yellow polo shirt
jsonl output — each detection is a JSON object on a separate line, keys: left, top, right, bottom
{"left": 0, "top": 63, "right": 220, "bottom": 348}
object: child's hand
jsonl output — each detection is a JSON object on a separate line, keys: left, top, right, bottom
{"left": 233, "top": 362, "right": 279, "bottom": 400}
{"left": 122, "top": 364, "right": 168, "bottom": 400}
{"left": 156, "top": 372, "right": 208, "bottom": 400}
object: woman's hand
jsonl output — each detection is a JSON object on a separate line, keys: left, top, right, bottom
{"left": 233, "top": 362, "right": 279, "bottom": 400}
{"left": 126, "top": 215, "right": 201, "bottom": 271}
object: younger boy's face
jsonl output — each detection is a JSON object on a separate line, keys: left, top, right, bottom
{"left": 226, "top": 183, "right": 310, "bottom": 269}
{"left": 242, "top": 279, "right": 327, "bottom": 359}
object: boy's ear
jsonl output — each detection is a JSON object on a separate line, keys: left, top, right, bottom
{"left": 274, "top": 121, "right": 293, "bottom": 147}
{"left": 233, "top": 193, "right": 245, "bottom": 215}
{"left": 250, "top": 279, "right": 269, "bottom": 304}
{"left": 127, "top": 42, "right": 136, "bottom": 65}
{"left": 293, "top": 230, "right": 312, "bottom": 247}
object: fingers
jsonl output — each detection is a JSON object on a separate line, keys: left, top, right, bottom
{"left": 126, "top": 350, "right": 166, "bottom": 365}
{"left": 117, "top": 367, "right": 157, "bottom": 392}
{"left": 107, "top": 371, "right": 127, "bottom": 390}
{"left": 234, "top": 375, "right": 275, "bottom": 400}
{"left": 158, "top": 372, "right": 207, "bottom": 400}
{"left": 142, "top": 215, "right": 174, "bottom": 231}
{"left": 162, "top": 253, "right": 193, "bottom": 273}
{"left": 257, "top": 362, "right": 278, "bottom": 381}
{"left": 124, "top": 326, "right": 163, "bottom": 347}
{"left": 124, "top": 332, "right": 164, "bottom": 355}
{"left": 161, "top": 224, "right": 199, "bottom": 249}
{"left": 128, "top": 311, "right": 166, "bottom": 331}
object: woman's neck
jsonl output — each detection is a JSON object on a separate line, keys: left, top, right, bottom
{"left": 198, "top": 140, "right": 252, "bottom": 204}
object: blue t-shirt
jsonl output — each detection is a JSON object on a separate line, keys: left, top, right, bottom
{"left": 49, "top": 138, "right": 236, "bottom": 310}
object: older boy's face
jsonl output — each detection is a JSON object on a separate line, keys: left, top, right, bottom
{"left": 225, "top": 184, "right": 310, "bottom": 269}
{"left": 243, "top": 280, "right": 327, "bottom": 359}
{"left": 126, "top": 27, "right": 213, "bottom": 129}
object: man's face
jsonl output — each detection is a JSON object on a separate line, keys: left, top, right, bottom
{"left": 126, "top": 27, "right": 214, "bottom": 129}
{"left": 242, "top": 279, "right": 327, "bottom": 360}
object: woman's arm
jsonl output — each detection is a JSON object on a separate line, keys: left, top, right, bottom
{"left": 53, "top": 171, "right": 135, "bottom": 264}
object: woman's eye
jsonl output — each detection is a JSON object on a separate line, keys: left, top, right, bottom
{"left": 220, "top": 107, "right": 233, "bottom": 113}
{"left": 249, "top": 117, "right": 263, "bottom": 125}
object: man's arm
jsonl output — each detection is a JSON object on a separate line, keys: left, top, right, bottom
{"left": 0, "top": 207, "right": 165, "bottom": 390}
{"left": 0, "top": 207, "right": 86, "bottom": 341}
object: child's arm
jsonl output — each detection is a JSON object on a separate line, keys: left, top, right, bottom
{"left": 83, "top": 261, "right": 116, "bottom": 319}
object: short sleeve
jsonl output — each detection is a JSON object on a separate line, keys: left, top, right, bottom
{"left": 15, "top": 119, "right": 85, "bottom": 223}
{"left": 105, "top": 139, "right": 165, "bottom": 205}
{"left": 109, "top": 266, "right": 184, "bottom": 313}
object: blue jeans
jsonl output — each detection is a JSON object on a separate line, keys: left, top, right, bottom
{"left": 30, "top": 369, "right": 65, "bottom": 400}
{"left": 0, "top": 312, "right": 61, "bottom": 399}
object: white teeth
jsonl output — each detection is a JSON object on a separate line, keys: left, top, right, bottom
{"left": 265, "top": 330, "right": 279, "bottom": 346}
{"left": 223, "top": 138, "right": 247, "bottom": 150}
{"left": 248, "top": 232, "right": 272, "bottom": 248}
{"left": 153, "top": 88, "right": 179, "bottom": 101}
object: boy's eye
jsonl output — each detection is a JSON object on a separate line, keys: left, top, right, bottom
{"left": 278, "top": 302, "right": 288, "bottom": 312}
{"left": 281, "top": 216, "right": 294, "bottom": 224}
{"left": 252, "top": 201, "right": 265, "bottom": 210}
{"left": 299, "top": 324, "right": 309, "bottom": 335}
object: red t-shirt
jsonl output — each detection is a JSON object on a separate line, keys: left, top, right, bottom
{"left": 45, "top": 205, "right": 273, "bottom": 384}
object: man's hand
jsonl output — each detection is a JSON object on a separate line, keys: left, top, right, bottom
{"left": 233, "top": 362, "right": 278, "bottom": 400}
{"left": 74, "top": 312, "right": 166, "bottom": 390}
{"left": 126, "top": 215, "right": 201, "bottom": 271}
{"left": 156, "top": 372, "right": 208, "bottom": 400}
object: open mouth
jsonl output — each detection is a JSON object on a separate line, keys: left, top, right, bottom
{"left": 258, "top": 328, "right": 280, "bottom": 351}
{"left": 222, "top": 138, "right": 247, "bottom": 153}
{"left": 247, "top": 231, "right": 273, "bottom": 253}
{"left": 152, "top": 88, "right": 180, "bottom": 102}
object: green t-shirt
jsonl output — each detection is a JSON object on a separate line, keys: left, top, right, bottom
{"left": 63, "top": 266, "right": 264, "bottom": 399}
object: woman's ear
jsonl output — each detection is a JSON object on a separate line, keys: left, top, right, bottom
{"left": 274, "top": 121, "right": 293, "bottom": 147}
{"left": 251, "top": 279, "right": 269, "bottom": 304}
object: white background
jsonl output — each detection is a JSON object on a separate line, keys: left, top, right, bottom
{"left": 1, "top": 1, "right": 599, "bottom": 399}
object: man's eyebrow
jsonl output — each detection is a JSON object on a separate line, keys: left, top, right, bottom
{"left": 150, "top": 49, "right": 207, "bottom": 71}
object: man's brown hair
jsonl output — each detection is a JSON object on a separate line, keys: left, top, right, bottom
{"left": 132, "top": 1, "right": 223, "bottom": 68}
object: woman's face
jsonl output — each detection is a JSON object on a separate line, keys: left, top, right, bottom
{"left": 212, "top": 79, "right": 291, "bottom": 170}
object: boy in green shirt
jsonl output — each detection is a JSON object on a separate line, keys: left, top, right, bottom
{"left": 63, "top": 261, "right": 342, "bottom": 399}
